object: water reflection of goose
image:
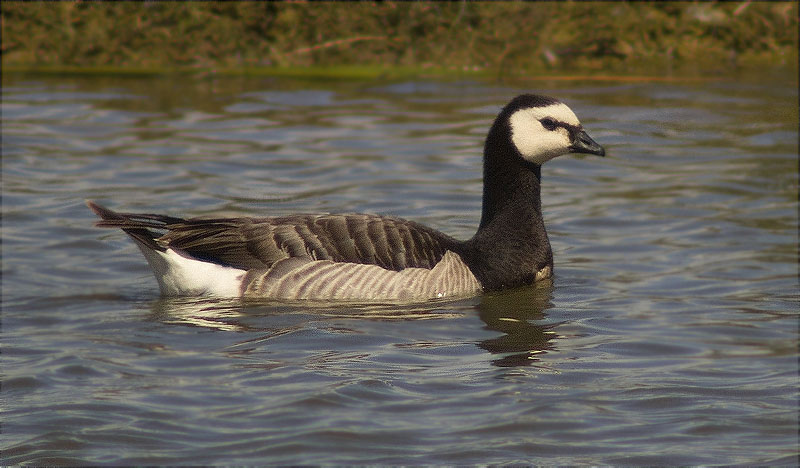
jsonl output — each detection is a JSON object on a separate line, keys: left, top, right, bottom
{"left": 476, "top": 281, "right": 558, "bottom": 367}
{"left": 90, "top": 95, "right": 604, "bottom": 302}
{"left": 146, "top": 296, "right": 472, "bottom": 332}
{"left": 147, "top": 284, "right": 558, "bottom": 369}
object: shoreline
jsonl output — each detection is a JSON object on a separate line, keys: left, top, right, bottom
{"left": 3, "top": 2, "right": 796, "bottom": 80}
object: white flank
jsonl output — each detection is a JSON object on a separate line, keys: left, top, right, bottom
{"left": 535, "top": 265, "right": 552, "bottom": 282}
{"left": 509, "top": 103, "right": 581, "bottom": 166}
{"left": 135, "top": 244, "right": 246, "bottom": 297}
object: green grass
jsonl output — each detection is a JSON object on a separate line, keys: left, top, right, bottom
{"left": 2, "top": 1, "right": 797, "bottom": 78}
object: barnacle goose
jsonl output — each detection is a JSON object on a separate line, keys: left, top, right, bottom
{"left": 88, "top": 94, "right": 605, "bottom": 302}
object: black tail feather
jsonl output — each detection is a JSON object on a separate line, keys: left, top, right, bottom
{"left": 86, "top": 200, "right": 183, "bottom": 251}
{"left": 87, "top": 200, "right": 185, "bottom": 227}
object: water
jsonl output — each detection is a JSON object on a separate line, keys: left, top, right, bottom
{"left": 2, "top": 72, "right": 797, "bottom": 465}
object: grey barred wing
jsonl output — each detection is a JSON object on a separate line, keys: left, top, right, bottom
{"left": 159, "top": 214, "right": 458, "bottom": 272}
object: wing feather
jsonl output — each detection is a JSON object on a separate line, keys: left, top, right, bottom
{"left": 89, "top": 202, "right": 459, "bottom": 272}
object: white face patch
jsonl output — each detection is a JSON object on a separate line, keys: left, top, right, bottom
{"left": 509, "top": 103, "right": 581, "bottom": 165}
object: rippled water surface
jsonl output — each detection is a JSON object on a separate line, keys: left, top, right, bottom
{"left": 2, "top": 73, "right": 797, "bottom": 465}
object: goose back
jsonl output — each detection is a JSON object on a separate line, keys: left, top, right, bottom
{"left": 90, "top": 202, "right": 461, "bottom": 273}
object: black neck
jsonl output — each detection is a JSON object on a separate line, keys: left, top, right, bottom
{"left": 478, "top": 155, "right": 542, "bottom": 230}
{"left": 457, "top": 132, "right": 553, "bottom": 290}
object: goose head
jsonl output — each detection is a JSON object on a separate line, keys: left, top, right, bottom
{"left": 496, "top": 94, "right": 605, "bottom": 166}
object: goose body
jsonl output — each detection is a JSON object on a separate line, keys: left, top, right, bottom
{"left": 89, "top": 94, "right": 605, "bottom": 302}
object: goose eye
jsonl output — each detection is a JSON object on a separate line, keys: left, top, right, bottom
{"left": 540, "top": 118, "right": 557, "bottom": 131}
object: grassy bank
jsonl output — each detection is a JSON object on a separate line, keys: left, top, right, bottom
{"left": 2, "top": 2, "right": 797, "bottom": 78}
